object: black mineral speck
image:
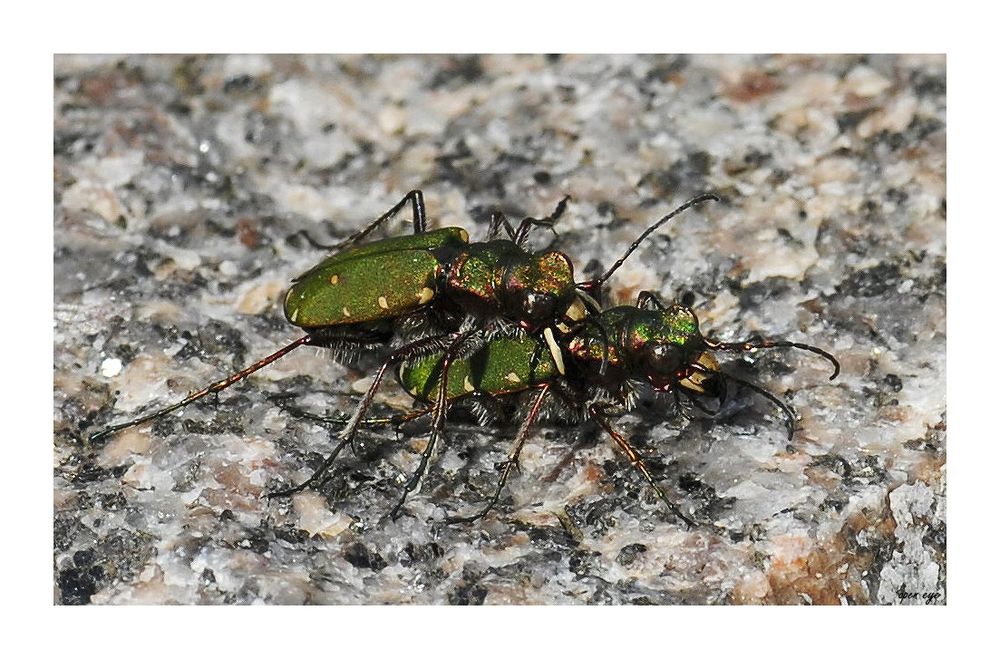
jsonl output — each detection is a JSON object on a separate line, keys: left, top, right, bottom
{"left": 616, "top": 543, "right": 648, "bottom": 566}
{"left": 568, "top": 549, "right": 602, "bottom": 577}
{"left": 567, "top": 495, "right": 622, "bottom": 538}
{"left": 911, "top": 71, "right": 946, "bottom": 97}
{"left": 645, "top": 150, "right": 714, "bottom": 195}
{"left": 842, "top": 261, "right": 903, "bottom": 298}
{"left": 223, "top": 74, "right": 263, "bottom": 95}
{"left": 885, "top": 187, "right": 909, "bottom": 204}
{"left": 272, "top": 525, "right": 310, "bottom": 545}
{"left": 907, "top": 116, "right": 944, "bottom": 141}
{"left": 532, "top": 170, "right": 551, "bottom": 184}
{"left": 344, "top": 542, "right": 388, "bottom": 572}
{"left": 812, "top": 454, "right": 853, "bottom": 478}
{"left": 837, "top": 109, "right": 877, "bottom": 133}
{"left": 430, "top": 56, "right": 484, "bottom": 88}
{"left": 54, "top": 514, "right": 87, "bottom": 552}
{"left": 645, "top": 56, "right": 689, "bottom": 81}
{"left": 240, "top": 527, "right": 272, "bottom": 555}
{"left": 97, "top": 492, "right": 127, "bottom": 511}
{"left": 449, "top": 581, "right": 488, "bottom": 605}
{"left": 744, "top": 149, "right": 773, "bottom": 167}
{"left": 678, "top": 472, "right": 705, "bottom": 493}
{"left": 449, "top": 564, "right": 488, "bottom": 605}
{"left": 73, "top": 549, "right": 95, "bottom": 568}
{"left": 58, "top": 567, "right": 97, "bottom": 605}
{"left": 71, "top": 463, "right": 128, "bottom": 484}
{"left": 98, "top": 529, "right": 156, "bottom": 582}
{"left": 687, "top": 151, "right": 713, "bottom": 176}
{"left": 883, "top": 373, "right": 904, "bottom": 392}
{"left": 737, "top": 279, "right": 791, "bottom": 309}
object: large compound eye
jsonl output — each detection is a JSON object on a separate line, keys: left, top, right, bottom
{"left": 521, "top": 290, "right": 557, "bottom": 322}
{"left": 648, "top": 343, "right": 683, "bottom": 376}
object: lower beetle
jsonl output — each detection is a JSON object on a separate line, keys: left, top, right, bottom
{"left": 280, "top": 292, "right": 838, "bottom": 524}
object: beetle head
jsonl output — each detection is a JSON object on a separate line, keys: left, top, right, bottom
{"left": 631, "top": 304, "right": 707, "bottom": 389}
{"left": 505, "top": 251, "right": 576, "bottom": 329}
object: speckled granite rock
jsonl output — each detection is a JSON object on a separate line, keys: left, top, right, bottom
{"left": 54, "top": 54, "right": 945, "bottom": 605}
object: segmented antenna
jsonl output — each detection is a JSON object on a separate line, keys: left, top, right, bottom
{"left": 594, "top": 192, "right": 721, "bottom": 287}
{"left": 706, "top": 338, "right": 841, "bottom": 380}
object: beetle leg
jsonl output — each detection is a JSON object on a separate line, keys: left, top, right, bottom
{"left": 487, "top": 210, "right": 517, "bottom": 240}
{"left": 387, "top": 329, "right": 484, "bottom": 520}
{"left": 270, "top": 332, "right": 453, "bottom": 498}
{"left": 266, "top": 431, "right": 354, "bottom": 499}
{"left": 271, "top": 401, "right": 432, "bottom": 429}
{"left": 513, "top": 195, "right": 569, "bottom": 246}
{"left": 588, "top": 402, "right": 698, "bottom": 528}
{"left": 671, "top": 386, "right": 693, "bottom": 421}
{"left": 89, "top": 335, "right": 314, "bottom": 444}
{"left": 636, "top": 290, "right": 670, "bottom": 311}
{"left": 445, "top": 383, "right": 551, "bottom": 523}
{"left": 290, "top": 189, "right": 429, "bottom": 251}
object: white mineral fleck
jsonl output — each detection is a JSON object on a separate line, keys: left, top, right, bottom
{"left": 100, "top": 357, "right": 123, "bottom": 378}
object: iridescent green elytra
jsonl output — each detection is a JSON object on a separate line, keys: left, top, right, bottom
{"left": 283, "top": 224, "right": 579, "bottom": 334}
{"left": 283, "top": 227, "right": 469, "bottom": 328}
{"left": 399, "top": 334, "right": 560, "bottom": 402}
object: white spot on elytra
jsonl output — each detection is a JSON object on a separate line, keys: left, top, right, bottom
{"left": 463, "top": 376, "right": 475, "bottom": 393}
{"left": 505, "top": 371, "right": 521, "bottom": 384}
{"left": 289, "top": 308, "right": 299, "bottom": 323}
{"left": 378, "top": 296, "right": 389, "bottom": 310}
{"left": 342, "top": 307, "right": 351, "bottom": 317}
{"left": 416, "top": 287, "right": 435, "bottom": 304}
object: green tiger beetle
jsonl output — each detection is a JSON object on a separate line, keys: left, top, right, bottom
{"left": 89, "top": 190, "right": 568, "bottom": 442}
{"left": 263, "top": 192, "right": 719, "bottom": 507}
{"left": 352, "top": 292, "right": 838, "bottom": 525}
{"left": 90, "top": 189, "right": 718, "bottom": 457}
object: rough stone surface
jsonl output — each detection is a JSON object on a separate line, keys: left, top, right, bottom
{"left": 54, "top": 54, "right": 945, "bottom": 604}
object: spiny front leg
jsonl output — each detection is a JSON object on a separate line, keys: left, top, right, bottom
{"left": 445, "top": 383, "right": 552, "bottom": 523}
{"left": 292, "top": 189, "right": 429, "bottom": 251}
{"left": 387, "top": 329, "right": 483, "bottom": 520}
{"left": 588, "top": 403, "right": 698, "bottom": 528}
{"left": 270, "top": 332, "right": 452, "bottom": 499}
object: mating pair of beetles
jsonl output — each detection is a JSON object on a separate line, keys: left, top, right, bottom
{"left": 91, "top": 190, "right": 839, "bottom": 527}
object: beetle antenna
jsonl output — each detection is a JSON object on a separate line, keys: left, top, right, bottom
{"left": 705, "top": 338, "right": 840, "bottom": 380}
{"left": 593, "top": 192, "right": 719, "bottom": 287}
{"left": 89, "top": 335, "right": 314, "bottom": 443}
{"left": 728, "top": 373, "right": 797, "bottom": 443}
{"left": 698, "top": 367, "right": 797, "bottom": 443}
